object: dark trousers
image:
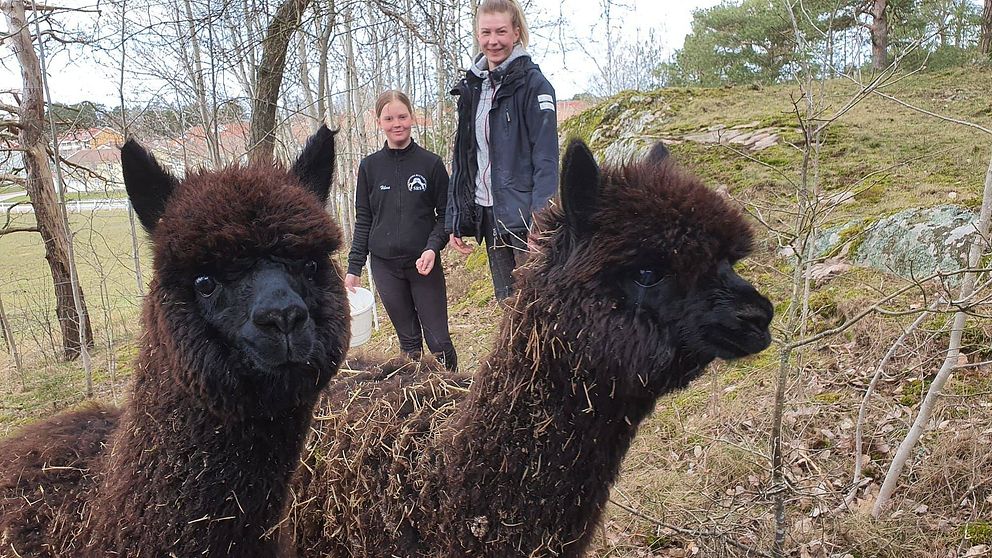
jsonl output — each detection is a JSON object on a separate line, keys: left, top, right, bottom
{"left": 479, "top": 205, "right": 528, "bottom": 301}
{"left": 369, "top": 255, "right": 457, "bottom": 370}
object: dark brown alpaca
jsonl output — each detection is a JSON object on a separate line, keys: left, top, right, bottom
{"left": 0, "top": 126, "right": 349, "bottom": 557}
{"left": 289, "top": 139, "right": 774, "bottom": 557}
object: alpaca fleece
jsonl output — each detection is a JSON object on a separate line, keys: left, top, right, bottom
{"left": 288, "top": 140, "right": 773, "bottom": 557}
{"left": 0, "top": 127, "right": 349, "bottom": 557}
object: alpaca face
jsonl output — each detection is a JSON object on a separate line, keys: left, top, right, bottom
{"left": 121, "top": 127, "right": 349, "bottom": 416}
{"left": 620, "top": 259, "right": 773, "bottom": 362}
{"left": 539, "top": 139, "right": 774, "bottom": 394}
{"left": 193, "top": 258, "right": 321, "bottom": 370}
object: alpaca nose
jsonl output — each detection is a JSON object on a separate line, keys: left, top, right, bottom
{"left": 253, "top": 301, "right": 308, "bottom": 334}
{"left": 251, "top": 267, "right": 310, "bottom": 335}
{"left": 736, "top": 297, "right": 773, "bottom": 329}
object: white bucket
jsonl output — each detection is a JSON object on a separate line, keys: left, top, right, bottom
{"left": 347, "top": 287, "right": 375, "bottom": 347}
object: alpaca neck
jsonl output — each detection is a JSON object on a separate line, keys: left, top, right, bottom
{"left": 82, "top": 354, "right": 313, "bottom": 557}
{"left": 438, "top": 304, "right": 659, "bottom": 556}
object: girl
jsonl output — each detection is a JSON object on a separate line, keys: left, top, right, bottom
{"left": 345, "top": 90, "right": 457, "bottom": 370}
{"left": 446, "top": 0, "right": 560, "bottom": 301}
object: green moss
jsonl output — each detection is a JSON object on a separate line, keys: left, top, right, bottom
{"left": 899, "top": 378, "right": 932, "bottom": 408}
{"left": 643, "top": 533, "right": 677, "bottom": 550}
{"left": 813, "top": 392, "right": 843, "bottom": 404}
{"left": 835, "top": 220, "right": 870, "bottom": 258}
{"left": 961, "top": 522, "right": 992, "bottom": 545}
{"left": 960, "top": 322, "right": 992, "bottom": 360}
{"left": 464, "top": 247, "right": 489, "bottom": 273}
{"left": 452, "top": 278, "right": 493, "bottom": 312}
{"left": 854, "top": 181, "right": 887, "bottom": 206}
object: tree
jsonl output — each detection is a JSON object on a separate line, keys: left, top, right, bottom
{"left": 666, "top": 0, "right": 800, "bottom": 86}
{"left": 860, "top": 0, "right": 890, "bottom": 69}
{"left": 586, "top": 28, "right": 668, "bottom": 96}
{"left": 981, "top": 0, "right": 992, "bottom": 54}
{"left": 248, "top": 0, "right": 308, "bottom": 164}
{"left": 1, "top": 0, "right": 93, "bottom": 362}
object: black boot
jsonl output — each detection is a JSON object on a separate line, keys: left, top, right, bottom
{"left": 434, "top": 349, "right": 457, "bottom": 371}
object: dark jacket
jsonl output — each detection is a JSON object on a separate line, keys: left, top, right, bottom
{"left": 347, "top": 140, "right": 449, "bottom": 276}
{"left": 445, "top": 54, "right": 560, "bottom": 239}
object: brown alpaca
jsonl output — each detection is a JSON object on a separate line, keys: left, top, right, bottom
{"left": 0, "top": 126, "right": 349, "bottom": 557}
{"left": 288, "top": 139, "right": 774, "bottom": 556}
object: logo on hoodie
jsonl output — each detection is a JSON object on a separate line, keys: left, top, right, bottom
{"left": 408, "top": 174, "right": 427, "bottom": 192}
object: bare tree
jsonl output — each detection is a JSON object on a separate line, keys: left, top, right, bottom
{"left": 248, "top": 0, "right": 309, "bottom": 163}
{"left": 873, "top": 146, "right": 992, "bottom": 517}
{"left": 178, "top": 0, "right": 222, "bottom": 166}
{"left": 1, "top": 0, "right": 93, "bottom": 362}
{"left": 0, "top": 292, "right": 24, "bottom": 390}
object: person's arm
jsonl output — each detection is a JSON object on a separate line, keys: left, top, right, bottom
{"left": 346, "top": 161, "right": 373, "bottom": 280}
{"left": 425, "top": 157, "right": 450, "bottom": 255}
{"left": 446, "top": 90, "right": 474, "bottom": 256}
{"left": 525, "top": 74, "right": 560, "bottom": 215}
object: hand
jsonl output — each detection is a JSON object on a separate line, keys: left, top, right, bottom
{"left": 450, "top": 233, "right": 473, "bottom": 255}
{"left": 415, "top": 250, "right": 436, "bottom": 276}
{"left": 344, "top": 273, "right": 361, "bottom": 293}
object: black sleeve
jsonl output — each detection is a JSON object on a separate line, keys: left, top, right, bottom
{"left": 346, "top": 160, "right": 372, "bottom": 276}
{"left": 425, "top": 156, "right": 450, "bottom": 254}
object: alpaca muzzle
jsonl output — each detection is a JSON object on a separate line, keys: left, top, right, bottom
{"left": 244, "top": 269, "right": 315, "bottom": 368}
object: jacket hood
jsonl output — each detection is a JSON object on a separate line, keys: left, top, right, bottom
{"left": 470, "top": 44, "right": 530, "bottom": 80}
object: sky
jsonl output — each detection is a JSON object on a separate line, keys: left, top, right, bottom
{"left": 528, "top": 0, "right": 723, "bottom": 99}
{"left": 0, "top": 0, "right": 724, "bottom": 106}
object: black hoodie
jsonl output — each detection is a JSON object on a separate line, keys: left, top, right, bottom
{"left": 347, "top": 140, "right": 449, "bottom": 276}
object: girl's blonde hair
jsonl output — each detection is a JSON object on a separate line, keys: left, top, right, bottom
{"left": 374, "top": 90, "right": 414, "bottom": 119}
{"left": 477, "top": 0, "right": 529, "bottom": 49}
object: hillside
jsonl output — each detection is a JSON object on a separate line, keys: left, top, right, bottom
{"left": 2, "top": 66, "right": 992, "bottom": 556}
{"left": 556, "top": 66, "right": 992, "bottom": 557}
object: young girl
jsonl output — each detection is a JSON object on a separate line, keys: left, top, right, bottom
{"left": 345, "top": 90, "right": 457, "bottom": 370}
{"left": 446, "top": 0, "right": 560, "bottom": 301}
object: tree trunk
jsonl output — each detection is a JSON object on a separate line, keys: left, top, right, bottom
{"left": 248, "top": 0, "right": 309, "bottom": 164}
{"left": 869, "top": 0, "right": 889, "bottom": 70}
{"left": 298, "top": 31, "right": 320, "bottom": 127}
{"left": 2, "top": 0, "right": 92, "bottom": 361}
{"left": 316, "top": 1, "right": 335, "bottom": 123}
{"left": 0, "top": 292, "right": 24, "bottom": 390}
{"left": 980, "top": 0, "right": 992, "bottom": 55}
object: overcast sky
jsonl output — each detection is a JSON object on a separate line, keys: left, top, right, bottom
{"left": 528, "top": 0, "right": 722, "bottom": 98}
{"left": 0, "top": 0, "right": 722, "bottom": 105}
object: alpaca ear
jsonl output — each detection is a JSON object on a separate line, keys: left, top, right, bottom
{"left": 121, "top": 139, "right": 177, "bottom": 233}
{"left": 646, "top": 142, "right": 670, "bottom": 164}
{"left": 560, "top": 138, "right": 600, "bottom": 233}
{"left": 292, "top": 125, "right": 336, "bottom": 204}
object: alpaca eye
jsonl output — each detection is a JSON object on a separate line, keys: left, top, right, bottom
{"left": 304, "top": 260, "right": 319, "bottom": 280}
{"left": 635, "top": 269, "right": 663, "bottom": 288}
{"left": 194, "top": 276, "right": 218, "bottom": 297}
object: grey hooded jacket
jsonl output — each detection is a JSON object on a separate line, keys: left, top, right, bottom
{"left": 445, "top": 50, "right": 560, "bottom": 239}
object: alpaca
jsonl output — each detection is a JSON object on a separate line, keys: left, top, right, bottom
{"left": 0, "top": 126, "right": 350, "bottom": 557}
{"left": 288, "top": 139, "right": 774, "bottom": 557}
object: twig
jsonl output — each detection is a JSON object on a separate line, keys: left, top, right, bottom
{"left": 607, "top": 498, "right": 774, "bottom": 558}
